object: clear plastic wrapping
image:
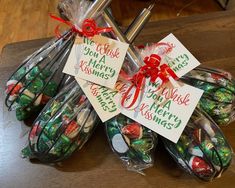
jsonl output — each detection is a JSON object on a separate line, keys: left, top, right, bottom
{"left": 182, "top": 67, "right": 235, "bottom": 126}
{"left": 5, "top": 30, "right": 75, "bottom": 121}
{"left": 162, "top": 108, "right": 233, "bottom": 181}
{"left": 5, "top": 0, "right": 95, "bottom": 122}
{"left": 137, "top": 43, "right": 235, "bottom": 126}
{"left": 58, "top": 0, "right": 92, "bottom": 29}
{"left": 22, "top": 80, "right": 99, "bottom": 162}
{"left": 105, "top": 114, "right": 158, "bottom": 174}
{"left": 21, "top": 0, "right": 114, "bottom": 162}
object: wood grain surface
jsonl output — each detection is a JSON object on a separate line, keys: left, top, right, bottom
{"left": 111, "top": 0, "right": 222, "bottom": 26}
{"left": 0, "top": 0, "right": 221, "bottom": 52}
{"left": 1, "top": 10, "right": 235, "bottom": 188}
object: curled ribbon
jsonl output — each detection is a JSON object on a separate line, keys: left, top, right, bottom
{"left": 121, "top": 54, "right": 179, "bottom": 109}
{"left": 50, "top": 14, "right": 113, "bottom": 38}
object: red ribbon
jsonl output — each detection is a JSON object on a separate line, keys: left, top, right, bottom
{"left": 121, "top": 54, "right": 178, "bottom": 108}
{"left": 50, "top": 14, "right": 113, "bottom": 38}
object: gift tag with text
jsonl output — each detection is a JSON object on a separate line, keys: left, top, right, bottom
{"left": 150, "top": 33, "right": 201, "bottom": 78}
{"left": 76, "top": 35, "right": 129, "bottom": 89}
{"left": 121, "top": 80, "right": 204, "bottom": 143}
{"left": 76, "top": 77, "right": 121, "bottom": 122}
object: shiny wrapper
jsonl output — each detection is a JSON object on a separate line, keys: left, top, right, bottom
{"left": 162, "top": 108, "right": 233, "bottom": 181}
{"left": 5, "top": 31, "right": 75, "bottom": 121}
{"left": 105, "top": 114, "right": 158, "bottom": 173}
{"left": 22, "top": 80, "right": 99, "bottom": 162}
{"left": 182, "top": 67, "right": 235, "bottom": 126}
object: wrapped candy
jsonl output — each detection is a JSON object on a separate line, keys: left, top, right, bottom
{"left": 5, "top": 27, "right": 75, "bottom": 121}
{"left": 105, "top": 114, "right": 158, "bottom": 173}
{"left": 126, "top": 43, "right": 233, "bottom": 178}
{"left": 135, "top": 43, "right": 235, "bottom": 126}
{"left": 181, "top": 67, "right": 235, "bottom": 126}
{"left": 162, "top": 108, "right": 233, "bottom": 181}
{"left": 22, "top": 80, "right": 99, "bottom": 162}
{"left": 101, "top": 4, "right": 157, "bottom": 173}
{"left": 21, "top": 0, "right": 153, "bottom": 163}
{"left": 5, "top": 0, "right": 111, "bottom": 121}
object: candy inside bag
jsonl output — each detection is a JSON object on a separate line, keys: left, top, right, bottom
{"left": 5, "top": 30, "right": 75, "bottom": 121}
{"left": 22, "top": 80, "right": 99, "bottom": 162}
{"left": 105, "top": 114, "right": 158, "bottom": 174}
{"left": 5, "top": 0, "right": 97, "bottom": 122}
{"left": 162, "top": 108, "right": 233, "bottom": 181}
{"left": 182, "top": 67, "right": 235, "bottom": 126}
{"left": 136, "top": 43, "right": 235, "bottom": 126}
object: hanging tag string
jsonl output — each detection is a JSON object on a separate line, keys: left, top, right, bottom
{"left": 49, "top": 14, "right": 113, "bottom": 38}
{"left": 121, "top": 54, "right": 179, "bottom": 109}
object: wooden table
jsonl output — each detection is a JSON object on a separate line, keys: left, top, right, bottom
{"left": 1, "top": 11, "right": 235, "bottom": 188}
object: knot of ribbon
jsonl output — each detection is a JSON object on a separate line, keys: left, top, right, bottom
{"left": 50, "top": 14, "right": 113, "bottom": 38}
{"left": 121, "top": 54, "right": 179, "bottom": 109}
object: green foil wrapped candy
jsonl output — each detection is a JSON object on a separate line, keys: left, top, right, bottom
{"left": 22, "top": 80, "right": 99, "bottom": 163}
{"left": 16, "top": 107, "right": 30, "bottom": 121}
{"left": 50, "top": 134, "right": 72, "bottom": 156}
{"left": 106, "top": 114, "right": 157, "bottom": 173}
{"left": 44, "top": 119, "right": 61, "bottom": 140}
{"left": 131, "top": 138, "right": 154, "bottom": 153}
{"left": 43, "top": 81, "right": 58, "bottom": 97}
{"left": 13, "top": 67, "right": 26, "bottom": 80}
{"left": 26, "top": 66, "right": 41, "bottom": 81}
{"left": 27, "top": 78, "right": 44, "bottom": 94}
{"left": 213, "top": 88, "right": 234, "bottom": 103}
{"left": 38, "top": 133, "right": 53, "bottom": 152}
{"left": 5, "top": 30, "right": 74, "bottom": 121}
{"left": 18, "top": 94, "right": 34, "bottom": 108}
{"left": 182, "top": 67, "right": 235, "bottom": 126}
{"left": 40, "top": 69, "right": 52, "bottom": 80}
{"left": 162, "top": 108, "right": 233, "bottom": 181}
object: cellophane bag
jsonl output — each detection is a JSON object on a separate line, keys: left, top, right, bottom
{"left": 22, "top": 80, "right": 99, "bottom": 162}
{"left": 130, "top": 43, "right": 234, "bottom": 178}
{"left": 5, "top": 28, "right": 75, "bottom": 121}
{"left": 105, "top": 114, "right": 158, "bottom": 174}
{"left": 104, "top": 42, "right": 178, "bottom": 173}
{"left": 138, "top": 43, "right": 235, "bottom": 126}
{"left": 181, "top": 67, "right": 235, "bottom": 126}
{"left": 162, "top": 108, "right": 233, "bottom": 181}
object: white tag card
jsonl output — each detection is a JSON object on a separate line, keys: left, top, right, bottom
{"left": 159, "top": 33, "right": 200, "bottom": 77}
{"left": 76, "top": 78, "right": 121, "bottom": 122}
{"left": 121, "top": 80, "right": 204, "bottom": 143}
{"left": 76, "top": 35, "right": 129, "bottom": 89}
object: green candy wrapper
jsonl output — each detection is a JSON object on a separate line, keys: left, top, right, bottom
{"left": 22, "top": 80, "right": 99, "bottom": 163}
{"left": 105, "top": 114, "right": 158, "bottom": 174}
{"left": 5, "top": 30, "right": 75, "bottom": 121}
{"left": 182, "top": 67, "right": 235, "bottom": 126}
{"left": 162, "top": 108, "right": 233, "bottom": 181}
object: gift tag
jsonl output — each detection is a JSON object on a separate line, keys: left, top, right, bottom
{"left": 117, "top": 34, "right": 203, "bottom": 142}
{"left": 121, "top": 79, "right": 204, "bottom": 143}
{"left": 65, "top": 35, "right": 129, "bottom": 89}
{"left": 155, "top": 33, "right": 200, "bottom": 78}
{"left": 76, "top": 78, "right": 121, "bottom": 122}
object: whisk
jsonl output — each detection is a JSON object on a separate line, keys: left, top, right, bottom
{"left": 181, "top": 67, "right": 235, "bottom": 126}
{"left": 5, "top": 30, "right": 75, "bottom": 121}
{"left": 162, "top": 108, "right": 233, "bottom": 181}
{"left": 22, "top": 80, "right": 99, "bottom": 162}
{"left": 21, "top": 0, "right": 155, "bottom": 162}
{"left": 106, "top": 114, "right": 158, "bottom": 173}
{"left": 5, "top": 0, "right": 112, "bottom": 121}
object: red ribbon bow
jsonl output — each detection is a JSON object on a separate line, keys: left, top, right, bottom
{"left": 50, "top": 14, "right": 113, "bottom": 38}
{"left": 121, "top": 54, "right": 178, "bottom": 108}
